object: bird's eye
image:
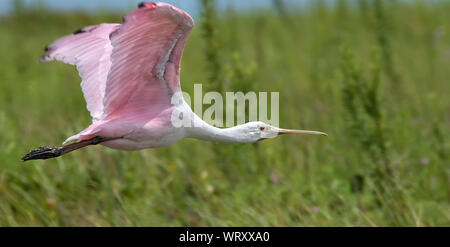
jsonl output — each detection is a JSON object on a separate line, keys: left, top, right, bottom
{"left": 260, "top": 126, "right": 265, "bottom": 131}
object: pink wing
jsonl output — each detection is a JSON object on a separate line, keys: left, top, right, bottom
{"left": 101, "top": 2, "right": 194, "bottom": 121}
{"left": 40, "top": 23, "right": 121, "bottom": 121}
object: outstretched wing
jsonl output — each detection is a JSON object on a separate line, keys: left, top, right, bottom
{"left": 40, "top": 23, "right": 120, "bottom": 121}
{"left": 101, "top": 2, "right": 194, "bottom": 121}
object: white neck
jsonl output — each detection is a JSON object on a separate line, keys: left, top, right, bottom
{"left": 184, "top": 112, "right": 256, "bottom": 143}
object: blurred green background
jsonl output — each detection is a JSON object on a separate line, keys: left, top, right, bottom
{"left": 0, "top": 0, "right": 449, "bottom": 226}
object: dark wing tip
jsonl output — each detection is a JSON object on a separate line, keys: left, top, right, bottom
{"left": 73, "top": 28, "right": 85, "bottom": 35}
{"left": 44, "top": 45, "right": 50, "bottom": 52}
{"left": 138, "top": 2, "right": 157, "bottom": 9}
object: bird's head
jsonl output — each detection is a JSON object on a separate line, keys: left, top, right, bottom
{"left": 239, "top": 121, "right": 328, "bottom": 142}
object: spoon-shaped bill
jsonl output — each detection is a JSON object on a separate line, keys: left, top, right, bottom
{"left": 277, "top": 128, "right": 328, "bottom": 136}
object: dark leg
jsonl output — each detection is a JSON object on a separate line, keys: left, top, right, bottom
{"left": 22, "top": 136, "right": 118, "bottom": 162}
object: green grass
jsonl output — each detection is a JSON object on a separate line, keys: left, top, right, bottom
{"left": 0, "top": 1, "right": 449, "bottom": 226}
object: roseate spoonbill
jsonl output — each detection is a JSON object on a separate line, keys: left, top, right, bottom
{"left": 22, "top": 2, "right": 327, "bottom": 161}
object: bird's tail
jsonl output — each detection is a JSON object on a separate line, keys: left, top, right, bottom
{"left": 63, "top": 123, "right": 103, "bottom": 145}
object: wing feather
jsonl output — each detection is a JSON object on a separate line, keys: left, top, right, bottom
{"left": 40, "top": 23, "right": 120, "bottom": 121}
{"left": 40, "top": 2, "right": 194, "bottom": 127}
{"left": 101, "top": 3, "right": 194, "bottom": 121}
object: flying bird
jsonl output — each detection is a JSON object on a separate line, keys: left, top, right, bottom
{"left": 22, "top": 2, "right": 327, "bottom": 161}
